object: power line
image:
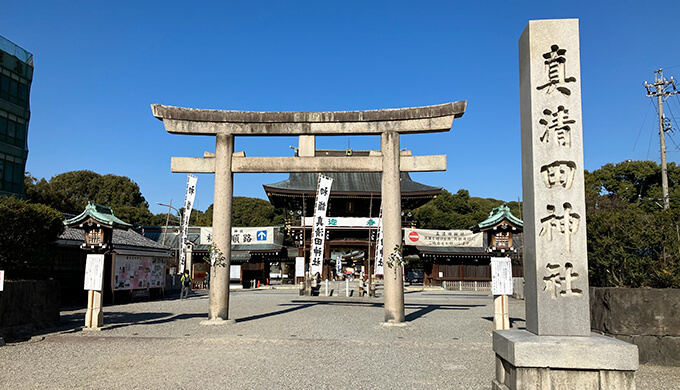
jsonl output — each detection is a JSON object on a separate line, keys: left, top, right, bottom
{"left": 666, "top": 131, "right": 680, "bottom": 152}
{"left": 631, "top": 100, "right": 654, "bottom": 159}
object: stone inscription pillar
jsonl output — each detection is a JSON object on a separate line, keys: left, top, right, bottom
{"left": 208, "top": 133, "right": 234, "bottom": 322}
{"left": 381, "top": 131, "right": 405, "bottom": 323}
{"left": 520, "top": 18, "right": 589, "bottom": 336}
{"left": 492, "top": 19, "right": 638, "bottom": 390}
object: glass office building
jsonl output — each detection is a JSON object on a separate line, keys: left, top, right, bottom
{"left": 0, "top": 35, "right": 33, "bottom": 197}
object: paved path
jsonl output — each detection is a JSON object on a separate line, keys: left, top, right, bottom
{"left": 0, "top": 288, "right": 678, "bottom": 389}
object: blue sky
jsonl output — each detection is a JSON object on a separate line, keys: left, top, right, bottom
{"left": 4, "top": 1, "right": 680, "bottom": 215}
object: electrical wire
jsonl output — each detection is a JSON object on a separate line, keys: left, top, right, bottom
{"left": 631, "top": 100, "right": 654, "bottom": 159}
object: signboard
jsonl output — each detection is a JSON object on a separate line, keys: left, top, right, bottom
{"left": 84, "top": 254, "right": 105, "bottom": 291}
{"left": 491, "top": 257, "right": 513, "bottom": 296}
{"left": 310, "top": 175, "right": 333, "bottom": 275}
{"left": 0, "top": 270, "right": 4, "bottom": 292}
{"left": 231, "top": 226, "right": 283, "bottom": 245}
{"left": 374, "top": 206, "right": 384, "bottom": 275}
{"left": 230, "top": 265, "right": 241, "bottom": 281}
{"left": 200, "top": 226, "right": 284, "bottom": 246}
{"left": 295, "top": 257, "right": 305, "bottom": 278}
{"left": 403, "top": 228, "right": 483, "bottom": 247}
{"left": 336, "top": 256, "right": 342, "bottom": 276}
{"left": 200, "top": 227, "right": 213, "bottom": 245}
{"left": 114, "top": 256, "right": 166, "bottom": 290}
{"left": 303, "top": 217, "right": 381, "bottom": 228}
{"left": 179, "top": 174, "right": 198, "bottom": 273}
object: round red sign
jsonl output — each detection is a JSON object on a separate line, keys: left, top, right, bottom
{"left": 408, "top": 231, "right": 419, "bottom": 242}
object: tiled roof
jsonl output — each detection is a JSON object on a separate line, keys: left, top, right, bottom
{"left": 264, "top": 172, "right": 440, "bottom": 195}
{"left": 59, "top": 227, "right": 170, "bottom": 251}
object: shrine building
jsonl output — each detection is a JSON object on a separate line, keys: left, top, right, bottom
{"left": 263, "top": 149, "right": 524, "bottom": 284}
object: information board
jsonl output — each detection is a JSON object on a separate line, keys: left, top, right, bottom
{"left": 403, "top": 228, "right": 483, "bottom": 247}
{"left": 491, "top": 257, "right": 513, "bottom": 296}
{"left": 114, "top": 255, "right": 166, "bottom": 290}
{"left": 84, "top": 254, "right": 105, "bottom": 291}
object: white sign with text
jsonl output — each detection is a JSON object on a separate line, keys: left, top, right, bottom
{"left": 491, "top": 257, "right": 513, "bottom": 296}
{"left": 403, "top": 228, "right": 483, "bottom": 247}
{"left": 84, "top": 254, "right": 105, "bottom": 291}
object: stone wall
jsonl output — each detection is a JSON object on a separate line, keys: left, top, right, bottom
{"left": 0, "top": 280, "right": 61, "bottom": 341}
{"left": 590, "top": 287, "right": 680, "bottom": 366}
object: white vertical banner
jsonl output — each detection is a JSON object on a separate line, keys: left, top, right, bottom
{"left": 0, "top": 270, "right": 4, "bottom": 291}
{"left": 179, "top": 173, "right": 198, "bottom": 273}
{"left": 374, "top": 206, "right": 384, "bottom": 275}
{"left": 84, "top": 254, "right": 105, "bottom": 291}
{"left": 310, "top": 175, "right": 333, "bottom": 276}
{"left": 491, "top": 257, "right": 513, "bottom": 296}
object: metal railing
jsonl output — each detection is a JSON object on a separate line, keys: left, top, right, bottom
{"left": 0, "top": 35, "right": 33, "bottom": 66}
{"left": 442, "top": 280, "right": 491, "bottom": 292}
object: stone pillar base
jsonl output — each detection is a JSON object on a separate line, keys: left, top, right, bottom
{"left": 200, "top": 318, "right": 236, "bottom": 326}
{"left": 493, "top": 330, "right": 638, "bottom": 390}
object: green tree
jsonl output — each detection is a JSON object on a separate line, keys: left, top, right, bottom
{"left": 586, "top": 160, "right": 680, "bottom": 288}
{"left": 412, "top": 189, "right": 520, "bottom": 230}
{"left": 194, "top": 204, "right": 213, "bottom": 226}
{"left": 192, "top": 198, "right": 285, "bottom": 227}
{"left": 233, "top": 197, "right": 285, "bottom": 227}
{"left": 0, "top": 196, "right": 64, "bottom": 278}
{"left": 588, "top": 160, "right": 680, "bottom": 212}
{"left": 25, "top": 170, "right": 155, "bottom": 226}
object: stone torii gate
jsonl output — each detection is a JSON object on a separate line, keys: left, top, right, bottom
{"left": 152, "top": 102, "right": 466, "bottom": 324}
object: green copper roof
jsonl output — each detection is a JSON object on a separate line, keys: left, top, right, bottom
{"left": 473, "top": 204, "right": 523, "bottom": 231}
{"left": 63, "top": 202, "right": 133, "bottom": 229}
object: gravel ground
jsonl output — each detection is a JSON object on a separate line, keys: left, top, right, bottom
{"left": 0, "top": 286, "right": 678, "bottom": 389}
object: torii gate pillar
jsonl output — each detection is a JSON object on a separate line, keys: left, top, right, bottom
{"left": 381, "top": 131, "right": 404, "bottom": 323}
{"left": 207, "top": 133, "right": 234, "bottom": 323}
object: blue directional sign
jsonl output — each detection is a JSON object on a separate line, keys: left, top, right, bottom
{"left": 256, "top": 230, "right": 267, "bottom": 241}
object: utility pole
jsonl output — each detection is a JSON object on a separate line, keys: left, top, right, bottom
{"left": 645, "top": 69, "right": 678, "bottom": 210}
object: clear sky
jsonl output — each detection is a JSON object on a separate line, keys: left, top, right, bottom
{"left": 4, "top": 0, "right": 680, "bottom": 215}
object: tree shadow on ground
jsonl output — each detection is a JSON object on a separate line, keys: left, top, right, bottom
{"left": 235, "top": 303, "right": 316, "bottom": 323}
{"left": 231, "top": 299, "right": 485, "bottom": 323}
{"left": 30, "top": 311, "right": 208, "bottom": 336}
{"left": 102, "top": 312, "right": 206, "bottom": 330}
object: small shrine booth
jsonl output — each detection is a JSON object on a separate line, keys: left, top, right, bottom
{"left": 64, "top": 203, "right": 172, "bottom": 304}
{"left": 471, "top": 203, "right": 524, "bottom": 277}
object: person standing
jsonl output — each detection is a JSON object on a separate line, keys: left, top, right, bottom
{"left": 204, "top": 271, "right": 210, "bottom": 289}
{"left": 180, "top": 270, "right": 191, "bottom": 300}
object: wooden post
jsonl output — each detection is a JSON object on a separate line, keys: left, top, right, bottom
{"left": 84, "top": 289, "right": 103, "bottom": 329}
{"left": 494, "top": 294, "right": 510, "bottom": 330}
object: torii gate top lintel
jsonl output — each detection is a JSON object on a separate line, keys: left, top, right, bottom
{"left": 151, "top": 101, "right": 466, "bottom": 136}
